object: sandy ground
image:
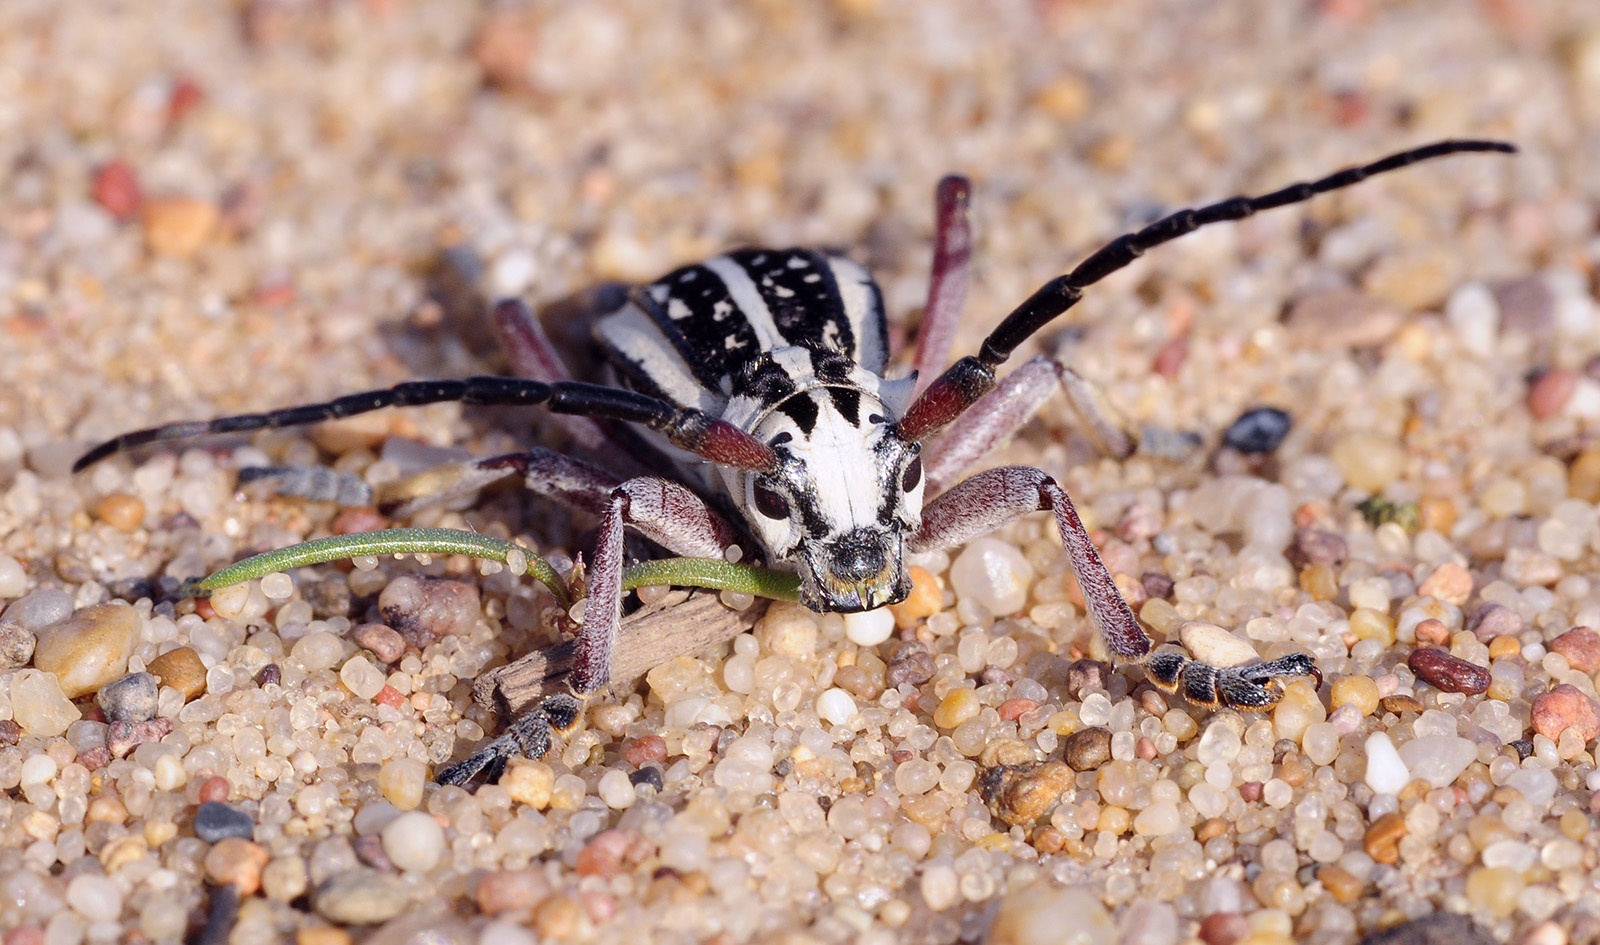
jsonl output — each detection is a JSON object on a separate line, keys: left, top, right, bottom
{"left": 3, "top": 1, "right": 1600, "bottom": 944}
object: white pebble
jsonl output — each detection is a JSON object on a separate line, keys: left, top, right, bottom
{"left": 259, "top": 572, "right": 294, "bottom": 600}
{"left": 339, "top": 655, "right": 387, "bottom": 701}
{"left": 20, "top": 753, "right": 58, "bottom": 786}
{"left": 844, "top": 608, "right": 895, "bottom": 647}
{"left": 0, "top": 555, "right": 25, "bottom": 598}
{"left": 291, "top": 631, "right": 345, "bottom": 672}
{"left": 66, "top": 874, "right": 122, "bottom": 922}
{"left": 1363, "top": 732, "right": 1410, "bottom": 796}
{"left": 920, "top": 863, "right": 959, "bottom": 911}
{"left": 1179, "top": 622, "right": 1258, "bottom": 668}
{"left": 816, "top": 688, "right": 857, "bottom": 726}
{"left": 598, "top": 769, "right": 636, "bottom": 809}
{"left": 208, "top": 582, "right": 251, "bottom": 620}
{"left": 1445, "top": 282, "right": 1498, "bottom": 358}
{"left": 380, "top": 810, "right": 445, "bottom": 872}
{"left": 1396, "top": 734, "right": 1477, "bottom": 789}
{"left": 949, "top": 538, "right": 1034, "bottom": 616}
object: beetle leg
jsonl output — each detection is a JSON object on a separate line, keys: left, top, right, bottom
{"left": 922, "top": 355, "right": 1134, "bottom": 496}
{"left": 910, "top": 175, "right": 972, "bottom": 390}
{"left": 910, "top": 465, "right": 1319, "bottom": 710}
{"left": 436, "top": 476, "right": 747, "bottom": 785}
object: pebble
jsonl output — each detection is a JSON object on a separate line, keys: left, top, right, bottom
{"left": 313, "top": 870, "right": 410, "bottom": 925}
{"left": 142, "top": 196, "right": 218, "bottom": 257}
{"left": 349, "top": 623, "right": 406, "bottom": 663}
{"left": 1407, "top": 647, "right": 1490, "bottom": 695}
{"left": 1179, "top": 622, "right": 1258, "bottom": 667}
{"left": 378, "top": 576, "right": 481, "bottom": 647}
{"left": 198, "top": 775, "right": 231, "bottom": 802}
{"left": 146, "top": 646, "right": 208, "bottom": 700}
{"left": 381, "top": 810, "right": 445, "bottom": 872}
{"left": 1550, "top": 626, "right": 1600, "bottom": 673}
{"left": 1363, "top": 811, "right": 1408, "bottom": 865}
{"left": 108, "top": 717, "right": 173, "bottom": 757}
{"left": 1357, "top": 913, "right": 1495, "bottom": 945}
{"left": 887, "top": 566, "right": 941, "bottom": 628}
{"left": 933, "top": 687, "right": 981, "bottom": 729}
{"left": 1329, "top": 676, "right": 1380, "bottom": 716}
{"left": 477, "top": 869, "right": 551, "bottom": 916}
{"left": 1416, "top": 561, "right": 1472, "bottom": 605}
{"left": 1494, "top": 275, "right": 1556, "bottom": 341}
{"left": 949, "top": 538, "right": 1034, "bottom": 616}
{"left": 843, "top": 608, "right": 895, "bottom": 646}
{"left": 816, "top": 688, "right": 858, "bottom": 726}
{"left": 1065, "top": 658, "right": 1110, "bottom": 699}
{"left": 95, "top": 671, "right": 158, "bottom": 721}
{"left": 93, "top": 492, "right": 145, "bottom": 531}
{"left": 1396, "top": 734, "right": 1477, "bottom": 788}
{"left": 0, "top": 618, "right": 35, "bottom": 668}
{"left": 1058, "top": 726, "right": 1112, "bottom": 773}
{"left": 10, "top": 668, "right": 81, "bottom": 736}
{"left": 31, "top": 601, "right": 140, "bottom": 698}
{"left": 1284, "top": 288, "right": 1400, "bottom": 348}
{"left": 66, "top": 874, "right": 123, "bottom": 923}
{"left": 988, "top": 883, "right": 1114, "bottom": 945}
{"left": 575, "top": 829, "right": 629, "bottom": 878}
{"left": 1380, "top": 694, "right": 1424, "bottom": 714}
{"left": 1363, "top": 732, "right": 1410, "bottom": 795}
{"left": 1529, "top": 368, "right": 1578, "bottom": 419}
{"left": 503, "top": 759, "right": 555, "bottom": 809}
{"left": 194, "top": 802, "right": 255, "bottom": 842}
{"left": 92, "top": 160, "right": 143, "bottom": 220}
{"left": 204, "top": 837, "right": 270, "bottom": 894}
{"left": 1329, "top": 432, "right": 1406, "bottom": 493}
{"left": 885, "top": 644, "right": 936, "bottom": 688}
{"left": 262, "top": 857, "right": 309, "bottom": 902}
{"left": 1531, "top": 684, "right": 1600, "bottom": 742}
{"left": 340, "top": 655, "right": 387, "bottom": 700}
{"left": 1289, "top": 528, "right": 1347, "bottom": 568}
{"left": 1221, "top": 406, "right": 1292, "bottom": 454}
{"left": 1466, "top": 602, "right": 1522, "bottom": 641}
{"left": 0, "top": 556, "right": 25, "bottom": 599}
{"left": 1199, "top": 913, "right": 1251, "bottom": 945}
{"left": 979, "top": 761, "right": 1073, "bottom": 826}
{"left": 378, "top": 758, "right": 426, "bottom": 810}
{"left": 2, "top": 588, "right": 72, "bottom": 630}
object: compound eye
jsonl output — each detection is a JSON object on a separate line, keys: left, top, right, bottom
{"left": 901, "top": 456, "right": 922, "bottom": 493}
{"left": 753, "top": 482, "right": 790, "bottom": 520}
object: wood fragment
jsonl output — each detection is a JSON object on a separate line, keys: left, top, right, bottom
{"left": 476, "top": 591, "right": 768, "bottom": 716}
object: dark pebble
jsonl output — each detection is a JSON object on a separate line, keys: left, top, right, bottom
{"left": 194, "top": 802, "right": 255, "bottom": 843}
{"left": 1466, "top": 602, "right": 1523, "bottom": 642}
{"left": 254, "top": 664, "right": 281, "bottom": 687}
{"left": 1199, "top": 912, "right": 1250, "bottom": 945}
{"left": 301, "top": 578, "right": 352, "bottom": 619}
{"left": 377, "top": 576, "right": 480, "bottom": 648}
{"left": 78, "top": 746, "right": 111, "bottom": 771}
{"left": 350, "top": 623, "right": 406, "bottom": 663}
{"left": 108, "top": 717, "right": 173, "bottom": 758}
{"left": 977, "top": 666, "right": 1014, "bottom": 687}
{"left": 1222, "top": 406, "right": 1292, "bottom": 454}
{"left": 629, "top": 767, "right": 664, "bottom": 792}
{"left": 1064, "top": 658, "right": 1110, "bottom": 700}
{"left": 1061, "top": 726, "right": 1112, "bottom": 770}
{"left": 1140, "top": 571, "right": 1174, "bottom": 600}
{"left": 352, "top": 834, "right": 394, "bottom": 872}
{"left": 1507, "top": 739, "right": 1535, "bottom": 760}
{"left": 0, "top": 719, "right": 20, "bottom": 745}
{"left": 1356, "top": 912, "right": 1494, "bottom": 945}
{"left": 1407, "top": 647, "right": 1491, "bottom": 695}
{"left": 885, "top": 648, "right": 935, "bottom": 689}
{"left": 95, "top": 672, "right": 159, "bottom": 722}
{"left": 1288, "top": 527, "right": 1349, "bottom": 569}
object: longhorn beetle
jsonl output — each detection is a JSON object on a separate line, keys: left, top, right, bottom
{"left": 76, "top": 139, "right": 1515, "bottom": 785}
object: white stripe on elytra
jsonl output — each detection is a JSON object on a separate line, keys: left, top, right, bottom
{"left": 704, "top": 255, "right": 783, "bottom": 351}
{"left": 825, "top": 254, "right": 886, "bottom": 374}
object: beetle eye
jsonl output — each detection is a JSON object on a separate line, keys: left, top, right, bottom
{"left": 753, "top": 482, "right": 790, "bottom": 520}
{"left": 901, "top": 456, "right": 922, "bottom": 492}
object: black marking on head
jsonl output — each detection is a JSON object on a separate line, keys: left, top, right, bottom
{"left": 828, "top": 388, "right": 861, "bottom": 425}
{"left": 826, "top": 528, "right": 888, "bottom": 584}
{"left": 769, "top": 431, "right": 793, "bottom": 447}
{"left": 731, "top": 248, "right": 856, "bottom": 357}
{"left": 776, "top": 395, "right": 819, "bottom": 434}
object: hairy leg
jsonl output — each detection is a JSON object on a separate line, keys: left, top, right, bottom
{"left": 910, "top": 465, "right": 1316, "bottom": 708}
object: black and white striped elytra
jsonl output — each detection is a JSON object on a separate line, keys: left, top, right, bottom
{"left": 73, "top": 140, "right": 1514, "bottom": 784}
{"left": 596, "top": 249, "right": 920, "bottom": 612}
